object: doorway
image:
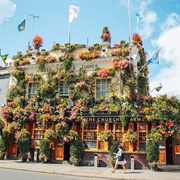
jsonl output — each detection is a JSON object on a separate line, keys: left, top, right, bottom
{"left": 166, "top": 137, "right": 173, "bottom": 164}
{"left": 64, "top": 141, "right": 70, "bottom": 161}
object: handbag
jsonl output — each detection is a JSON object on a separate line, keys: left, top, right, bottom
{"left": 118, "top": 154, "right": 124, "bottom": 161}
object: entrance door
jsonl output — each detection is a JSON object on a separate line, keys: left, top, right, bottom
{"left": 8, "top": 134, "right": 18, "bottom": 158}
{"left": 166, "top": 137, "right": 173, "bottom": 164}
{"left": 64, "top": 142, "right": 70, "bottom": 161}
{"left": 55, "top": 138, "right": 64, "bottom": 160}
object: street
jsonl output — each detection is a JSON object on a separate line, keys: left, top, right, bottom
{"left": 0, "top": 168, "right": 110, "bottom": 180}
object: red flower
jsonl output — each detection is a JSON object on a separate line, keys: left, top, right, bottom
{"left": 166, "top": 121, "right": 173, "bottom": 127}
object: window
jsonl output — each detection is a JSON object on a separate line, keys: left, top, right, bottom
{"left": 81, "top": 123, "right": 97, "bottom": 149}
{"left": 34, "top": 130, "right": 44, "bottom": 139}
{"left": 60, "top": 82, "right": 69, "bottom": 97}
{"left": 139, "top": 123, "right": 146, "bottom": 150}
{"left": 96, "top": 79, "right": 111, "bottom": 98}
{"left": 28, "top": 83, "right": 38, "bottom": 99}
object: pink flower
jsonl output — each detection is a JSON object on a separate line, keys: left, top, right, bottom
{"left": 29, "top": 112, "right": 35, "bottom": 120}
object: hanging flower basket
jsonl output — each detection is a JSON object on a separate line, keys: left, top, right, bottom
{"left": 55, "top": 121, "right": 70, "bottom": 138}
{"left": 44, "top": 129, "right": 56, "bottom": 142}
{"left": 123, "top": 128, "right": 137, "bottom": 143}
{"left": 37, "top": 83, "right": 55, "bottom": 98}
{"left": 98, "top": 130, "right": 113, "bottom": 142}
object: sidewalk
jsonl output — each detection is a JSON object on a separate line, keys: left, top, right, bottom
{"left": 0, "top": 160, "right": 179, "bottom": 180}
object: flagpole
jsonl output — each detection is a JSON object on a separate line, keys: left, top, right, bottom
{"left": 27, "top": 14, "right": 39, "bottom": 45}
{"left": 137, "top": 61, "right": 148, "bottom": 74}
{"left": 68, "top": 22, "right": 71, "bottom": 43}
{"left": 127, "top": 0, "right": 132, "bottom": 43}
{"left": 87, "top": 37, "right": 89, "bottom": 46}
{"left": 137, "top": 17, "right": 138, "bottom": 33}
{"left": 149, "top": 87, "right": 156, "bottom": 94}
{"left": 20, "top": 14, "right": 27, "bottom": 52}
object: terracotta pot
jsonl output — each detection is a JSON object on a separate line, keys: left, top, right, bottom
{"left": 129, "top": 142, "right": 134, "bottom": 151}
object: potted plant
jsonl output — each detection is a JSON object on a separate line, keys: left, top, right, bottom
{"left": 69, "top": 130, "right": 83, "bottom": 165}
{"left": 146, "top": 128, "right": 162, "bottom": 171}
{"left": 123, "top": 128, "right": 137, "bottom": 151}
{"left": 0, "top": 128, "right": 9, "bottom": 160}
{"left": 33, "top": 35, "right": 43, "bottom": 51}
{"left": 39, "top": 138, "right": 50, "bottom": 163}
{"left": 16, "top": 129, "right": 30, "bottom": 162}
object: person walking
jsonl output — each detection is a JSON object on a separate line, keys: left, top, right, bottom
{"left": 111, "top": 145, "right": 127, "bottom": 174}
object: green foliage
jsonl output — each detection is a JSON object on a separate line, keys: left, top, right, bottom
{"left": 55, "top": 122, "right": 70, "bottom": 138}
{"left": 123, "top": 128, "right": 137, "bottom": 143}
{"left": 0, "top": 129, "right": 9, "bottom": 155}
{"left": 15, "top": 129, "right": 30, "bottom": 139}
{"left": 18, "top": 137, "right": 30, "bottom": 157}
{"left": 11, "top": 68, "right": 25, "bottom": 83}
{"left": 152, "top": 95, "right": 180, "bottom": 138}
{"left": 62, "top": 58, "right": 73, "bottom": 71}
{"left": 37, "top": 83, "right": 55, "bottom": 99}
{"left": 44, "top": 129, "right": 56, "bottom": 142}
{"left": 108, "top": 140, "right": 119, "bottom": 166}
{"left": 0, "top": 118, "right": 5, "bottom": 129}
{"left": 70, "top": 132, "right": 83, "bottom": 164}
{"left": 98, "top": 130, "right": 113, "bottom": 142}
{"left": 7, "top": 122, "right": 21, "bottom": 134}
{"left": 146, "top": 128, "right": 162, "bottom": 163}
{"left": 39, "top": 138, "right": 50, "bottom": 156}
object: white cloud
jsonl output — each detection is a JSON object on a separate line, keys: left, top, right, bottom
{"left": 139, "top": 0, "right": 153, "bottom": 14}
{"left": 135, "top": 0, "right": 157, "bottom": 39}
{"left": 140, "top": 11, "right": 157, "bottom": 39}
{"left": 150, "top": 13, "right": 180, "bottom": 98}
{"left": 161, "top": 13, "right": 180, "bottom": 31}
{"left": 0, "top": 0, "right": 16, "bottom": 26}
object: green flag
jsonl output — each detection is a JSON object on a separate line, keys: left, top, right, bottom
{"left": 1, "top": 54, "right": 9, "bottom": 64}
{"left": 18, "top": 19, "right": 26, "bottom": 31}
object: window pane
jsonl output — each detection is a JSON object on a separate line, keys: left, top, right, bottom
{"left": 28, "top": 83, "right": 38, "bottom": 99}
{"left": 96, "top": 79, "right": 111, "bottom": 98}
{"left": 60, "top": 82, "right": 69, "bottom": 96}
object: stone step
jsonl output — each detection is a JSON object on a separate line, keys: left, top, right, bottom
{"left": 159, "top": 165, "right": 180, "bottom": 172}
{"left": 62, "top": 160, "right": 72, "bottom": 165}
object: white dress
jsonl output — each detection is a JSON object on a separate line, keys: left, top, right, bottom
{"left": 115, "top": 149, "right": 127, "bottom": 165}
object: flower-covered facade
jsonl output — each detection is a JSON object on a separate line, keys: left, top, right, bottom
{"left": 0, "top": 32, "right": 180, "bottom": 168}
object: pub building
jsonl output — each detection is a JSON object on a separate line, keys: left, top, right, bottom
{"left": 1, "top": 32, "right": 180, "bottom": 168}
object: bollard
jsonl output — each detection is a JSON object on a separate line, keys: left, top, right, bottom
{"left": 94, "top": 153, "right": 98, "bottom": 167}
{"left": 34, "top": 149, "right": 37, "bottom": 162}
{"left": 131, "top": 155, "right": 135, "bottom": 170}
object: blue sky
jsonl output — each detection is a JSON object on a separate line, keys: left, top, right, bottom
{"left": 0, "top": 0, "right": 180, "bottom": 98}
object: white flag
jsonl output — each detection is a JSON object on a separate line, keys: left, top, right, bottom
{"left": 69, "top": 5, "right": 80, "bottom": 23}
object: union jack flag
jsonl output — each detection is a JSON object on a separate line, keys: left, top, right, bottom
{"left": 147, "top": 47, "right": 162, "bottom": 65}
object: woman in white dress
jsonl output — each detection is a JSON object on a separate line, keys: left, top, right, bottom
{"left": 111, "top": 145, "right": 127, "bottom": 174}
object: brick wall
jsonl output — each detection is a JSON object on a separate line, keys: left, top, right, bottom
{"left": 175, "top": 154, "right": 180, "bottom": 165}
{"left": 81, "top": 152, "right": 149, "bottom": 169}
